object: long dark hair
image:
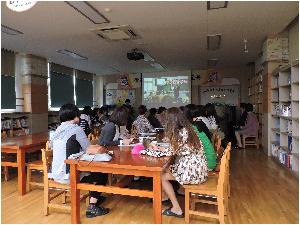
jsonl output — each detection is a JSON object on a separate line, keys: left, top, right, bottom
{"left": 165, "top": 107, "right": 203, "bottom": 154}
{"left": 109, "top": 106, "right": 129, "bottom": 126}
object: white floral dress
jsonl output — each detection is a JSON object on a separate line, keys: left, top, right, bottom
{"left": 170, "top": 128, "right": 208, "bottom": 185}
{"left": 132, "top": 115, "right": 154, "bottom": 133}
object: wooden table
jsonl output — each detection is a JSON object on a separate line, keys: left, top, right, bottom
{"left": 65, "top": 146, "right": 171, "bottom": 224}
{"left": 1, "top": 132, "right": 49, "bottom": 195}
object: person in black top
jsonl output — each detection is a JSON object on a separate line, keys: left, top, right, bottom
{"left": 91, "top": 108, "right": 101, "bottom": 127}
{"left": 79, "top": 106, "right": 93, "bottom": 136}
{"left": 99, "top": 106, "right": 132, "bottom": 146}
{"left": 147, "top": 108, "right": 162, "bottom": 128}
{"left": 183, "top": 104, "right": 211, "bottom": 140}
{"left": 237, "top": 103, "right": 248, "bottom": 128}
{"left": 123, "top": 99, "right": 136, "bottom": 133}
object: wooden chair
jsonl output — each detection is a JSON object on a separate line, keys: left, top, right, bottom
{"left": 26, "top": 142, "right": 49, "bottom": 191}
{"left": 214, "top": 135, "right": 222, "bottom": 154}
{"left": 184, "top": 142, "right": 231, "bottom": 224}
{"left": 42, "top": 143, "right": 89, "bottom": 215}
{"left": 242, "top": 133, "right": 259, "bottom": 149}
{"left": 131, "top": 124, "right": 138, "bottom": 138}
{"left": 1, "top": 132, "right": 10, "bottom": 181}
{"left": 1, "top": 132, "right": 18, "bottom": 181}
{"left": 87, "top": 133, "right": 99, "bottom": 145}
{"left": 1, "top": 154, "right": 13, "bottom": 181}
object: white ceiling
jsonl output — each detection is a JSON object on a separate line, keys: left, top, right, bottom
{"left": 1, "top": 1, "right": 298, "bottom": 75}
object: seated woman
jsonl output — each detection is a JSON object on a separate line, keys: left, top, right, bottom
{"left": 99, "top": 106, "right": 131, "bottom": 146}
{"left": 237, "top": 103, "right": 248, "bottom": 128}
{"left": 147, "top": 108, "right": 163, "bottom": 128}
{"left": 235, "top": 103, "right": 259, "bottom": 149}
{"left": 156, "top": 106, "right": 167, "bottom": 127}
{"left": 183, "top": 104, "right": 216, "bottom": 171}
{"left": 132, "top": 105, "right": 154, "bottom": 134}
{"left": 161, "top": 107, "right": 208, "bottom": 217}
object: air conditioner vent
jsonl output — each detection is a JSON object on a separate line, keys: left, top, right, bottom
{"left": 91, "top": 25, "right": 140, "bottom": 41}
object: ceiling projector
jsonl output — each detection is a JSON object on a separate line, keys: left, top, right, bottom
{"left": 127, "top": 49, "right": 144, "bottom": 61}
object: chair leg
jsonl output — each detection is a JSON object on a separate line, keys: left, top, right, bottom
{"left": 4, "top": 166, "right": 9, "bottom": 181}
{"left": 256, "top": 137, "right": 259, "bottom": 149}
{"left": 185, "top": 189, "right": 190, "bottom": 224}
{"left": 26, "top": 167, "right": 31, "bottom": 192}
{"left": 217, "top": 196, "right": 225, "bottom": 224}
{"left": 191, "top": 195, "right": 196, "bottom": 211}
{"left": 242, "top": 137, "right": 246, "bottom": 149}
{"left": 44, "top": 186, "right": 49, "bottom": 216}
{"left": 62, "top": 191, "right": 67, "bottom": 204}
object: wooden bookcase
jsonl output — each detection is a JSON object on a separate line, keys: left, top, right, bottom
{"left": 248, "top": 66, "right": 264, "bottom": 146}
{"left": 270, "top": 61, "right": 299, "bottom": 176}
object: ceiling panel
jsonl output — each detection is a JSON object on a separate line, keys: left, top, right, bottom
{"left": 1, "top": 1, "right": 298, "bottom": 75}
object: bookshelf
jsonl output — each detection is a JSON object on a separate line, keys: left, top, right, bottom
{"left": 48, "top": 111, "right": 60, "bottom": 131}
{"left": 249, "top": 59, "right": 264, "bottom": 147}
{"left": 270, "top": 61, "right": 299, "bottom": 176}
{"left": 1, "top": 112, "right": 31, "bottom": 136}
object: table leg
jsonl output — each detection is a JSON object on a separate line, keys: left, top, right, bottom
{"left": 153, "top": 172, "right": 162, "bottom": 224}
{"left": 17, "top": 150, "right": 26, "bottom": 195}
{"left": 70, "top": 164, "right": 80, "bottom": 224}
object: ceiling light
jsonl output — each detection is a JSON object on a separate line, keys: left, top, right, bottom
{"left": 207, "top": 34, "right": 222, "bottom": 50}
{"left": 1, "top": 25, "right": 23, "bottom": 35}
{"left": 207, "top": 1, "right": 228, "bottom": 10}
{"left": 104, "top": 8, "right": 112, "bottom": 13}
{"left": 56, "top": 49, "right": 87, "bottom": 60}
{"left": 6, "top": 1, "right": 37, "bottom": 12}
{"left": 66, "top": 1, "right": 109, "bottom": 24}
{"left": 244, "top": 39, "right": 249, "bottom": 53}
{"left": 150, "top": 63, "right": 164, "bottom": 70}
{"left": 208, "top": 58, "right": 219, "bottom": 67}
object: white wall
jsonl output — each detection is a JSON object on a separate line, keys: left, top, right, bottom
{"left": 95, "top": 66, "right": 253, "bottom": 108}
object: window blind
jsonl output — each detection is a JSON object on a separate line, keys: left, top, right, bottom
{"left": 1, "top": 75, "right": 16, "bottom": 109}
{"left": 75, "top": 70, "right": 93, "bottom": 108}
{"left": 1, "top": 49, "right": 16, "bottom": 109}
{"left": 50, "top": 63, "right": 74, "bottom": 107}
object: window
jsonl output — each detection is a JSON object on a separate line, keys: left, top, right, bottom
{"left": 1, "top": 49, "right": 16, "bottom": 110}
{"left": 48, "top": 63, "right": 94, "bottom": 110}
{"left": 75, "top": 70, "right": 94, "bottom": 108}
{"left": 49, "top": 63, "right": 74, "bottom": 108}
{"left": 1, "top": 75, "right": 16, "bottom": 110}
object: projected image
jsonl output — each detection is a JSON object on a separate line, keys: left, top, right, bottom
{"left": 143, "top": 76, "right": 190, "bottom": 108}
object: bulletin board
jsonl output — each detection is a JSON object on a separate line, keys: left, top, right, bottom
{"left": 200, "top": 85, "right": 240, "bottom": 106}
{"left": 105, "top": 89, "right": 136, "bottom": 106}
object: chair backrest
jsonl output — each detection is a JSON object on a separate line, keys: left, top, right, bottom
{"left": 42, "top": 141, "right": 52, "bottom": 180}
{"left": 1, "top": 131, "right": 8, "bottom": 140}
{"left": 215, "top": 136, "right": 222, "bottom": 151}
{"left": 131, "top": 124, "right": 138, "bottom": 137}
{"left": 217, "top": 142, "right": 231, "bottom": 196}
{"left": 211, "top": 129, "right": 217, "bottom": 145}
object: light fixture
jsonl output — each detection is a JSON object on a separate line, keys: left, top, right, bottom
{"left": 6, "top": 1, "right": 37, "bottom": 12}
{"left": 244, "top": 39, "right": 249, "bottom": 53}
{"left": 207, "top": 1, "right": 228, "bottom": 10}
{"left": 208, "top": 58, "right": 219, "bottom": 67}
{"left": 150, "top": 63, "right": 164, "bottom": 70}
{"left": 56, "top": 49, "right": 87, "bottom": 60}
{"left": 207, "top": 34, "right": 222, "bottom": 50}
{"left": 65, "top": 1, "right": 109, "bottom": 24}
{"left": 1, "top": 25, "right": 23, "bottom": 35}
